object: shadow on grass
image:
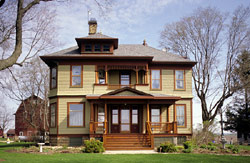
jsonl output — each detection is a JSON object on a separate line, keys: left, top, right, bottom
{"left": 0, "top": 142, "right": 36, "bottom": 148}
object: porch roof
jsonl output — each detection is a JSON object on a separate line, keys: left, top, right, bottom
{"left": 86, "top": 87, "right": 181, "bottom": 100}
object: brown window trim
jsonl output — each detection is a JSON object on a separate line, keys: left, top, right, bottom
{"left": 174, "top": 70, "right": 186, "bottom": 90}
{"left": 150, "top": 69, "right": 162, "bottom": 90}
{"left": 82, "top": 43, "right": 113, "bottom": 54}
{"left": 70, "top": 65, "right": 83, "bottom": 87}
{"left": 67, "top": 102, "right": 85, "bottom": 128}
{"left": 175, "top": 104, "right": 187, "bottom": 128}
{"left": 119, "top": 71, "right": 131, "bottom": 85}
{"left": 150, "top": 105, "right": 162, "bottom": 127}
{"left": 50, "top": 66, "right": 57, "bottom": 90}
{"left": 50, "top": 103, "right": 57, "bottom": 128}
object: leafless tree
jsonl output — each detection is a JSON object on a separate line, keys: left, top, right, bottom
{"left": 1, "top": 56, "right": 50, "bottom": 133}
{"left": 0, "top": 103, "right": 14, "bottom": 136}
{"left": 0, "top": 0, "right": 58, "bottom": 71}
{"left": 0, "top": 0, "right": 113, "bottom": 71}
{"left": 160, "top": 6, "right": 250, "bottom": 123}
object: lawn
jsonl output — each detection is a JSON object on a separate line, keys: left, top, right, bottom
{"left": 239, "top": 145, "right": 250, "bottom": 151}
{"left": 0, "top": 146, "right": 249, "bottom": 163}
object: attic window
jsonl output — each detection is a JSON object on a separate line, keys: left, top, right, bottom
{"left": 85, "top": 44, "right": 92, "bottom": 52}
{"left": 94, "top": 44, "right": 101, "bottom": 52}
{"left": 103, "top": 45, "right": 110, "bottom": 52}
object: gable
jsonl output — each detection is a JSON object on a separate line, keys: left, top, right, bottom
{"left": 115, "top": 91, "right": 141, "bottom": 96}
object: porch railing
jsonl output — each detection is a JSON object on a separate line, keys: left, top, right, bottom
{"left": 93, "top": 122, "right": 105, "bottom": 134}
{"left": 146, "top": 121, "right": 154, "bottom": 148}
{"left": 107, "top": 84, "right": 136, "bottom": 90}
{"left": 149, "top": 122, "right": 177, "bottom": 134}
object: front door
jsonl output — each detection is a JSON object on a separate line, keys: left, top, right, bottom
{"left": 110, "top": 105, "right": 141, "bottom": 133}
{"left": 131, "top": 105, "right": 139, "bottom": 133}
{"left": 120, "top": 106, "right": 130, "bottom": 133}
{"left": 111, "top": 106, "right": 119, "bottom": 133}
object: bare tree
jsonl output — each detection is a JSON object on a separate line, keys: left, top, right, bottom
{"left": 160, "top": 6, "right": 250, "bottom": 123}
{"left": 0, "top": 0, "right": 113, "bottom": 71}
{"left": 0, "top": 103, "right": 14, "bottom": 136}
{"left": 0, "top": 0, "right": 58, "bottom": 71}
{"left": 1, "top": 57, "right": 50, "bottom": 133}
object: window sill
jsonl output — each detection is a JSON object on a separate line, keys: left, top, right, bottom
{"left": 67, "top": 126, "right": 85, "bottom": 128}
{"left": 70, "top": 86, "right": 83, "bottom": 88}
{"left": 174, "top": 89, "right": 186, "bottom": 91}
{"left": 150, "top": 89, "right": 162, "bottom": 91}
{"left": 135, "top": 84, "right": 149, "bottom": 86}
{"left": 94, "top": 83, "right": 108, "bottom": 86}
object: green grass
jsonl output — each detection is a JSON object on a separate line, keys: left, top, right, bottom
{"left": 0, "top": 146, "right": 249, "bottom": 163}
{"left": 0, "top": 142, "right": 35, "bottom": 147}
{"left": 239, "top": 145, "right": 250, "bottom": 151}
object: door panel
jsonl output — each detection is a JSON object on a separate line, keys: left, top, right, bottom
{"left": 120, "top": 108, "right": 130, "bottom": 133}
{"left": 111, "top": 107, "right": 119, "bottom": 133}
{"left": 131, "top": 106, "right": 139, "bottom": 133}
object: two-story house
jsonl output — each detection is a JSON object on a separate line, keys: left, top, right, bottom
{"left": 40, "top": 19, "right": 196, "bottom": 149}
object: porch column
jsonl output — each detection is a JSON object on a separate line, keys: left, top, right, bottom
{"left": 105, "top": 65, "right": 108, "bottom": 84}
{"left": 90, "top": 102, "right": 94, "bottom": 134}
{"left": 95, "top": 65, "right": 98, "bottom": 84}
{"left": 104, "top": 101, "right": 108, "bottom": 134}
{"left": 173, "top": 104, "right": 177, "bottom": 134}
{"left": 146, "top": 103, "right": 150, "bottom": 122}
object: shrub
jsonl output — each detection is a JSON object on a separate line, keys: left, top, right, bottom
{"left": 183, "top": 148, "right": 192, "bottom": 153}
{"left": 183, "top": 141, "right": 192, "bottom": 149}
{"left": 158, "top": 142, "right": 177, "bottom": 153}
{"left": 207, "top": 145, "right": 217, "bottom": 151}
{"left": 207, "top": 142, "right": 217, "bottom": 151}
{"left": 176, "top": 146, "right": 184, "bottom": 151}
{"left": 200, "top": 144, "right": 207, "bottom": 149}
{"left": 83, "top": 138, "right": 105, "bottom": 153}
{"left": 227, "top": 145, "right": 240, "bottom": 154}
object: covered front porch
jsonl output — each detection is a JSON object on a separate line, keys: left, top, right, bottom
{"left": 86, "top": 87, "right": 181, "bottom": 149}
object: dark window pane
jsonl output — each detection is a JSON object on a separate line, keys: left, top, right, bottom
{"left": 103, "top": 45, "right": 110, "bottom": 52}
{"left": 94, "top": 44, "right": 101, "bottom": 52}
{"left": 85, "top": 44, "right": 92, "bottom": 51}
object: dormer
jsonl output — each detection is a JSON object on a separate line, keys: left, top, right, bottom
{"left": 75, "top": 18, "right": 118, "bottom": 54}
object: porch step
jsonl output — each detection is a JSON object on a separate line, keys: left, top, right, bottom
{"left": 104, "top": 134, "right": 152, "bottom": 150}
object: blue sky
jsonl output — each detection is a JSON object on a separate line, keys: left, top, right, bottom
{"left": 53, "top": 0, "right": 250, "bottom": 50}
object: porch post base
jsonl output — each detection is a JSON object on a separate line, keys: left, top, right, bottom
{"left": 173, "top": 137, "right": 177, "bottom": 145}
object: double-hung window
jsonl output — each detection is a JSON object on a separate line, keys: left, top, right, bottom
{"left": 151, "top": 107, "right": 160, "bottom": 126}
{"left": 51, "top": 67, "right": 57, "bottom": 89}
{"left": 176, "top": 105, "right": 186, "bottom": 127}
{"left": 50, "top": 103, "right": 56, "bottom": 128}
{"left": 175, "top": 70, "right": 185, "bottom": 90}
{"left": 98, "top": 105, "right": 105, "bottom": 126}
{"left": 151, "top": 70, "right": 161, "bottom": 90}
{"left": 68, "top": 103, "right": 84, "bottom": 127}
{"left": 71, "top": 65, "right": 83, "bottom": 87}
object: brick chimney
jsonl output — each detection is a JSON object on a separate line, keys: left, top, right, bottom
{"left": 88, "top": 18, "right": 97, "bottom": 35}
{"left": 143, "top": 39, "right": 148, "bottom": 46}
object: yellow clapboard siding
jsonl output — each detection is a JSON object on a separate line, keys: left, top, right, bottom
{"left": 168, "top": 100, "right": 192, "bottom": 134}
{"left": 58, "top": 97, "right": 90, "bottom": 134}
